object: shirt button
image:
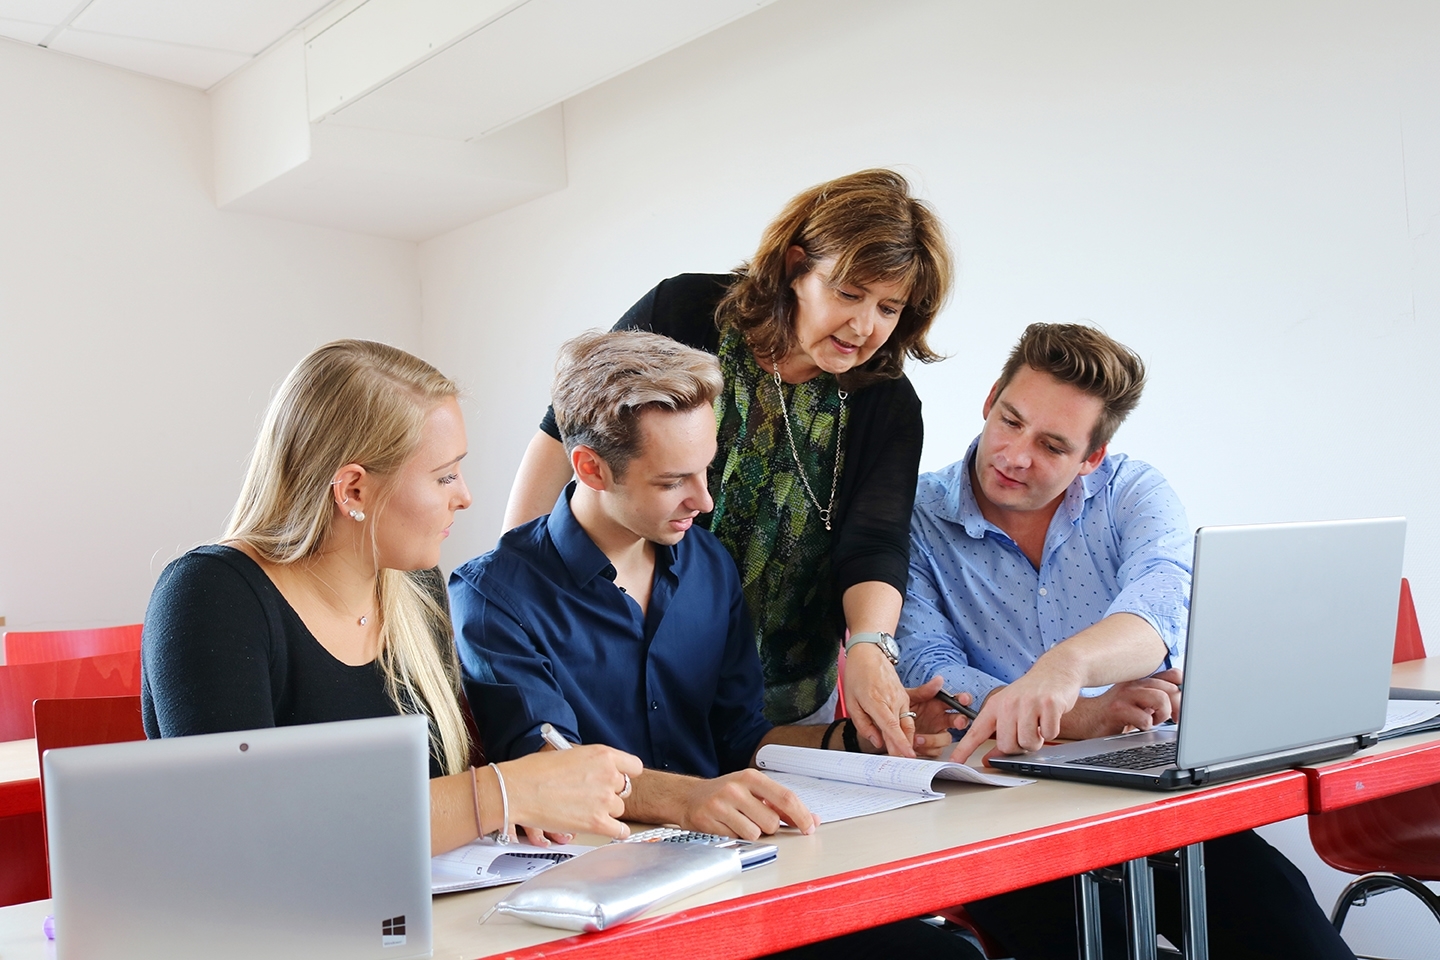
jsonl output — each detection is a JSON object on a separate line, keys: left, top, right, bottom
{"left": 1039, "top": 587, "right": 1048, "bottom": 596}
{"left": 650, "top": 701, "right": 659, "bottom": 710}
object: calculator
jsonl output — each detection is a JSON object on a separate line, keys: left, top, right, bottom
{"left": 621, "top": 827, "right": 778, "bottom": 869}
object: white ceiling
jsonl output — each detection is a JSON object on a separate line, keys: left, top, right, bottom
{"left": 0, "top": 0, "right": 336, "bottom": 88}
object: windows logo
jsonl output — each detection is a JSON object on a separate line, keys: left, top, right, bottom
{"left": 381, "top": 915, "right": 407, "bottom": 947}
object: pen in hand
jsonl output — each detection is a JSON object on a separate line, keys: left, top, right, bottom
{"left": 935, "top": 688, "right": 979, "bottom": 721}
{"left": 542, "top": 722, "right": 633, "bottom": 805}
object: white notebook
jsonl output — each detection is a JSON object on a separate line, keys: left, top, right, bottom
{"left": 754, "top": 744, "right": 1029, "bottom": 823}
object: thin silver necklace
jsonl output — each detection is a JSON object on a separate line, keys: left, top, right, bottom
{"left": 770, "top": 363, "right": 847, "bottom": 531}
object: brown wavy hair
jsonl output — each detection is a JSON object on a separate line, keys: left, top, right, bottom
{"left": 717, "top": 169, "right": 954, "bottom": 389}
{"left": 994, "top": 323, "right": 1147, "bottom": 455}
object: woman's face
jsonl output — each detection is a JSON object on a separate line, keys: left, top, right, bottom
{"left": 785, "top": 247, "right": 909, "bottom": 380}
{"left": 373, "top": 397, "right": 472, "bottom": 571}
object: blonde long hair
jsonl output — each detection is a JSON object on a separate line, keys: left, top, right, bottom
{"left": 225, "top": 339, "right": 472, "bottom": 775}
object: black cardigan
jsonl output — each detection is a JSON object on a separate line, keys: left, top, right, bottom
{"left": 541, "top": 273, "right": 922, "bottom": 598}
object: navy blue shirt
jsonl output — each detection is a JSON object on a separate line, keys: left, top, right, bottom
{"left": 450, "top": 485, "right": 773, "bottom": 777}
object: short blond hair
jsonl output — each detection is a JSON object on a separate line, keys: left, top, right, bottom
{"left": 552, "top": 330, "right": 723, "bottom": 477}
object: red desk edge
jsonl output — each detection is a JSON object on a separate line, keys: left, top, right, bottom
{"left": 475, "top": 771, "right": 1309, "bottom": 960}
{"left": 1304, "top": 736, "right": 1440, "bottom": 812}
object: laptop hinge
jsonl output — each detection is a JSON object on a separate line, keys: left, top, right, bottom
{"left": 1189, "top": 736, "right": 1362, "bottom": 786}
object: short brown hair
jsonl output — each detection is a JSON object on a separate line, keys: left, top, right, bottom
{"left": 552, "top": 330, "right": 723, "bottom": 477}
{"left": 995, "top": 323, "right": 1147, "bottom": 454}
{"left": 717, "top": 169, "right": 954, "bottom": 389}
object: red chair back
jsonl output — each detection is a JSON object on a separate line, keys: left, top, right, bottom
{"left": 33, "top": 696, "right": 147, "bottom": 898}
{"left": 1395, "top": 578, "right": 1427, "bottom": 663}
{"left": 1309, "top": 578, "right": 1437, "bottom": 879}
{"left": 0, "top": 650, "right": 142, "bottom": 741}
{"left": 4, "top": 624, "right": 142, "bottom": 665}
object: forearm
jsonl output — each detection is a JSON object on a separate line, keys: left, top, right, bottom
{"left": 429, "top": 766, "right": 503, "bottom": 856}
{"left": 622, "top": 769, "right": 703, "bottom": 827}
{"left": 842, "top": 580, "right": 903, "bottom": 634}
{"left": 501, "top": 432, "right": 573, "bottom": 532}
{"left": 1037, "top": 612, "right": 1168, "bottom": 689}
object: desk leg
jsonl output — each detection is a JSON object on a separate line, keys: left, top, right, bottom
{"left": 1075, "top": 871, "right": 1105, "bottom": 960}
{"left": 1123, "top": 856, "right": 1157, "bottom": 960}
{"left": 1178, "top": 843, "right": 1208, "bottom": 960}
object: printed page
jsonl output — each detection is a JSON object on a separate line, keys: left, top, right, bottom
{"left": 431, "top": 839, "right": 594, "bottom": 894}
{"left": 761, "top": 771, "right": 943, "bottom": 823}
{"left": 755, "top": 744, "right": 1029, "bottom": 794}
{"left": 1380, "top": 700, "right": 1440, "bottom": 735}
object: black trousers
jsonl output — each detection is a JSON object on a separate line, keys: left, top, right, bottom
{"left": 766, "top": 918, "right": 985, "bottom": 960}
{"left": 964, "top": 829, "right": 1356, "bottom": 960}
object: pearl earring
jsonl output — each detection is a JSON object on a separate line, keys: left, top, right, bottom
{"left": 349, "top": 509, "right": 365, "bottom": 522}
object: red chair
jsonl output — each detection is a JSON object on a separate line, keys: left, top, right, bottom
{"left": 0, "top": 649, "right": 142, "bottom": 742}
{"left": 1307, "top": 578, "right": 1440, "bottom": 932}
{"left": 4, "top": 624, "right": 143, "bottom": 665}
{"left": 32, "top": 696, "right": 146, "bottom": 898}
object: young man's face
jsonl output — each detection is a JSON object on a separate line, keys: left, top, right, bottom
{"left": 604, "top": 405, "right": 717, "bottom": 546}
{"left": 973, "top": 364, "right": 1107, "bottom": 518}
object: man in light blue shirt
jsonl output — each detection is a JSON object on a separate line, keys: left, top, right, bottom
{"left": 898, "top": 442, "right": 1191, "bottom": 746}
{"left": 896, "top": 324, "right": 1354, "bottom": 960}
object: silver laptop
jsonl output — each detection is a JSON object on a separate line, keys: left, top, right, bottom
{"left": 45, "top": 715, "right": 433, "bottom": 960}
{"left": 990, "top": 518, "right": 1405, "bottom": 790}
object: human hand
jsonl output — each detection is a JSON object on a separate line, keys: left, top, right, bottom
{"left": 844, "top": 642, "right": 917, "bottom": 758}
{"left": 950, "top": 653, "right": 1088, "bottom": 760}
{"left": 502, "top": 744, "right": 643, "bottom": 840}
{"left": 518, "top": 827, "right": 575, "bottom": 847}
{"left": 680, "top": 769, "right": 817, "bottom": 840}
{"left": 1059, "top": 668, "right": 1183, "bottom": 741}
{"left": 902, "top": 675, "right": 971, "bottom": 758}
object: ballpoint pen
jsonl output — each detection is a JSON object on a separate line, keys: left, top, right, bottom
{"left": 934, "top": 688, "right": 979, "bottom": 721}
{"left": 539, "top": 722, "right": 572, "bottom": 750}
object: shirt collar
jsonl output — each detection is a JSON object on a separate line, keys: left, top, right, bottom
{"left": 545, "top": 482, "right": 678, "bottom": 586}
{"left": 942, "top": 435, "right": 1114, "bottom": 539}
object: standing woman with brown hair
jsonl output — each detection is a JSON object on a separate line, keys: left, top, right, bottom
{"left": 503, "top": 170, "right": 955, "bottom": 757}
{"left": 142, "top": 339, "right": 642, "bottom": 854}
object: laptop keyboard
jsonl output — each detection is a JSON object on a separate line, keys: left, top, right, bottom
{"left": 1068, "top": 740, "right": 1178, "bottom": 770}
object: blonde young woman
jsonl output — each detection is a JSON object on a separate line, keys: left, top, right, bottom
{"left": 141, "top": 339, "right": 641, "bottom": 854}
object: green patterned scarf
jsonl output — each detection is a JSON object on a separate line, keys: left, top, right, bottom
{"left": 703, "top": 327, "right": 849, "bottom": 724}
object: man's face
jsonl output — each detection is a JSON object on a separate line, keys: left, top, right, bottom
{"left": 604, "top": 405, "right": 717, "bottom": 545}
{"left": 973, "top": 365, "right": 1107, "bottom": 518}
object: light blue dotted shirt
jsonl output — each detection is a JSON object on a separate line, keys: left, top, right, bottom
{"left": 896, "top": 439, "right": 1193, "bottom": 704}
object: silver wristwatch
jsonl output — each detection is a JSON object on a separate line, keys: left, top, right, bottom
{"left": 845, "top": 631, "right": 899, "bottom": 665}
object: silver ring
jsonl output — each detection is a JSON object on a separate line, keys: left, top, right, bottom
{"left": 618, "top": 773, "right": 632, "bottom": 799}
{"left": 899, "top": 711, "right": 918, "bottom": 720}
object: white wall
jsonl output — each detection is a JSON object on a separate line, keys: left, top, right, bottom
{"left": 419, "top": 3, "right": 1439, "bottom": 953}
{"left": 422, "top": 0, "right": 1438, "bottom": 630}
{"left": 0, "top": 39, "right": 422, "bottom": 635}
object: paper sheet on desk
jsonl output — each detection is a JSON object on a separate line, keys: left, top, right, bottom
{"left": 431, "top": 839, "right": 595, "bottom": 894}
{"left": 754, "top": 745, "right": 1030, "bottom": 824}
{"left": 1378, "top": 700, "right": 1440, "bottom": 739}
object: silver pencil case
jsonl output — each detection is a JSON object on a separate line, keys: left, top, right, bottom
{"left": 490, "top": 841, "right": 741, "bottom": 932}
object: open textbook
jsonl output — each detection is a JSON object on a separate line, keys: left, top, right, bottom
{"left": 432, "top": 839, "right": 595, "bottom": 894}
{"left": 754, "top": 744, "right": 1031, "bottom": 823}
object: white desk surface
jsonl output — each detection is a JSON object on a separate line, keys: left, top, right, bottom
{"left": 9, "top": 651, "right": 1433, "bottom": 959}
{"left": 0, "top": 738, "right": 38, "bottom": 785}
{"left": 1392, "top": 656, "right": 1440, "bottom": 692}
{"left": 0, "top": 754, "right": 1307, "bottom": 960}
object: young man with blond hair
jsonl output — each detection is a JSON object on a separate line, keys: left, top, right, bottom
{"left": 896, "top": 323, "right": 1355, "bottom": 959}
{"left": 452, "top": 330, "right": 953, "bottom": 838}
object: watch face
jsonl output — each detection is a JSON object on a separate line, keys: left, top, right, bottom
{"left": 878, "top": 633, "right": 900, "bottom": 663}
